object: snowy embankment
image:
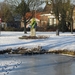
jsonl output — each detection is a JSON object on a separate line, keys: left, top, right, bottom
{"left": 0, "top": 31, "right": 75, "bottom": 53}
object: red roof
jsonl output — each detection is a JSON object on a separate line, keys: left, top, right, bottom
{"left": 25, "top": 11, "right": 42, "bottom": 20}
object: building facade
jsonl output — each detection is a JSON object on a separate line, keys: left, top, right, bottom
{"left": 40, "top": 13, "right": 57, "bottom": 27}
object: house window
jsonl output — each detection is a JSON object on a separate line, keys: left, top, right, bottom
{"left": 73, "top": 20, "right": 75, "bottom": 28}
{"left": 54, "top": 19, "right": 56, "bottom": 25}
{"left": 49, "top": 18, "right": 54, "bottom": 25}
{"left": 50, "top": 19, "right": 52, "bottom": 25}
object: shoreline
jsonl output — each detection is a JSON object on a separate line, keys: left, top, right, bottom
{"left": 0, "top": 47, "right": 75, "bottom": 56}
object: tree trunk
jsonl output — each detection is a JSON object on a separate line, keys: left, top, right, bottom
{"left": 24, "top": 17, "right": 27, "bottom": 34}
{"left": 56, "top": 19, "right": 59, "bottom": 36}
{"left": 71, "top": 21, "right": 73, "bottom": 34}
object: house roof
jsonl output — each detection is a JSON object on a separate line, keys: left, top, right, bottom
{"left": 43, "top": 3, "right": 52, "bottom": 13}
{"left": 25, "top": 3, "right": 53, "bottom": 20}
{"left": 25, "top": 11, "right": 42, "bottom": 20}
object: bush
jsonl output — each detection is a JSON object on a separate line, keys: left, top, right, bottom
{"left": 37, "top": 25, "right": 57, "bottom": 31}
{"left": 4, "top": 27, "right": 22, "bottom": 31}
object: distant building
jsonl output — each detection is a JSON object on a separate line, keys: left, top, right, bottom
{"left": 0, "top": 18, "right": 7, "bottom": 29}
{"left": 1, "top": 22, "right": 7, "bottom": 29}
{"left": 7, "top": 14, "right": 21, "bottom": 28}
{"left": 21, "top": 11, "right": 41, "bottom": 28}
{"left": 40, "top": 2, "right": 58, "bottom": 27}
{"left": 40, "top": 13, "right": 57, "bottom": 27}
{"left": 21, "top": 2, "right": 58, "bottom": 29}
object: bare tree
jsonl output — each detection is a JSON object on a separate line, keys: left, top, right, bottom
{"left": 4, "top": 0, "right": 44, "bottom": 34}
{"left": 0, "top": 2, "right": 14, "bottom": 22}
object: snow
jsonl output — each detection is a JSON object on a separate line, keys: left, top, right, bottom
{"left": 0, "top": 53, "right": 74, "bottom": 75}
{"left": 0, "top": 31, "right": 75, "bottom": 51}
{"left": 0, "top": 54, "right": 22, "bottom": 75}
{"left": 0, "top": 31, "right": 75, "bottom": 75}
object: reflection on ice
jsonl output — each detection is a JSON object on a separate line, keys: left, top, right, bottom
{"left": 0, "top": 54, "right": 75, "bottom": 75}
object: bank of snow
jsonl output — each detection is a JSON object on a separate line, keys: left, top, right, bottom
{"left": 0, "top": 31, "right": 75, "bottom": 52}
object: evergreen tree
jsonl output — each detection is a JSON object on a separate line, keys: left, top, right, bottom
{"left": 15, "top": 0, "right": 30, "bottom": 33}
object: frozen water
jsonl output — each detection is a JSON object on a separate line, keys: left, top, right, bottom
{"left": 0, "top": 54, "right": 75, "bottom": 75}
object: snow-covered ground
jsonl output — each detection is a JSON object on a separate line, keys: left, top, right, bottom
{"left": 0, "top": 31, "right": 75, "bottom": 75}
{"left": 0, "top": 31, "right": 75, "bottom": 51}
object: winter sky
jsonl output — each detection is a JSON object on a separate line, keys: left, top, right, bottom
{"left": 0, "top": 0, "right": 4, "bottom": 2}
{"left": 0, "top": 0, "right": 74, "bottom": 3}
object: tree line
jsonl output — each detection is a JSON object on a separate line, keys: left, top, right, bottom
{"left": 0, "top": 0, "right": 74, "bottom": 33}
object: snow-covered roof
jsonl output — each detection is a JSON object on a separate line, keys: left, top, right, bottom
{"left": 40, "top": 13, "right": 55, "bottom": 18}
{"left": 40, "top": 13, "right": 52, "bottom": 16}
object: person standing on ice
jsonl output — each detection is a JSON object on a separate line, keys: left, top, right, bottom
{"left": 30, "top": 17, "right": 37, "bottom": 36}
